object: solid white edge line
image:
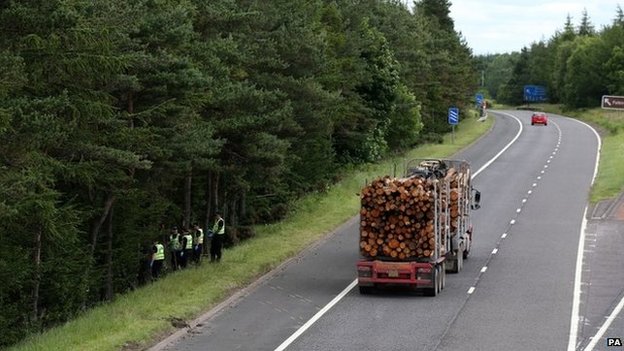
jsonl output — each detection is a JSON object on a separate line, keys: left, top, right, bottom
{"left": 583, "top": 294, "right": 624, "bottom": 351}
{"left": 275, "top": 111, "right": 525, "bottom": 351}
{"left": 566, "top": 117, "right": 602, "bottom": 351}
{"left": 274, "top": 279, "right": 358, "bottom": 351}
{"left": 568, "top": 207, "right": 589, "bottom": 351}
{"left": 472, "top": 112, "right": 523, "bottom": 179}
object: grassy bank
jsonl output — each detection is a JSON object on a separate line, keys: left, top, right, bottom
{"left": 526, "top": 104, "right": 624, "bottom": 203}
{"left": 9, "top": 114, "right": 493, "bottom": 351}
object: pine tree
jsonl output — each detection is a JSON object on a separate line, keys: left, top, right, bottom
{"left": 578, "top": 9, "right": 595, "bottom": 36}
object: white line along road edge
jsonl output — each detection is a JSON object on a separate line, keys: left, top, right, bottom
{"left": 273, "top": 280, "right": 358, "bottom": 351}
{"left": 567, "top": 118, "right": 602, "bottom": 351}
{"left": 273, "top": 111, "right": 524, "bottom": 351}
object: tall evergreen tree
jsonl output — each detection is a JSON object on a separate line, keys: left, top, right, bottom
{"left": 414, "top": 0, "right": 454, "bottom": 32}
{"left": 578, "top": 9, "right": 595, "bottom": 36}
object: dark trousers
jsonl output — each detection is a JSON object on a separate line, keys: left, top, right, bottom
{"left": 170, "top": 250, "right": 180, "bottom": 271}
{"left": 151, "top": 259, "right": 164, "bottom": 279}
{"left": 193, "top": 244, "right": 203, "bottom": 264}
{"left": 210, "top": 235, "right": 224, "bottom": 262}
{"left": 181, "top": 249, "right": 193, "bottom": 268}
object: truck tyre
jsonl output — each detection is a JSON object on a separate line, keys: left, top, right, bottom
{"left": 440, "top": 264, "right": 446, "bottom": 290}
{"left": 463, "top": 246, "right": 470, "bottom": 259}
{"left": 450, "top": 250, "right": 463, "bottom": 274}
{"left": 425, "top": 269, "right": 438, "bottom": 297}
{"left": 359, "top": 286, "right": 373, "bottom": 295}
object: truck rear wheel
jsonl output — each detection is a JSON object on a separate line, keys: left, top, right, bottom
{"left": 463, "top": 238, "right": 471, "bottom": 259}
{"left": 440, "top": 264, "right": 446, "bottom": 290}
{"left": 450, "top": 249, "right": 463, "bottom": 273}
{"left": 424, "top": 269, "right": 439, "bottom": 297}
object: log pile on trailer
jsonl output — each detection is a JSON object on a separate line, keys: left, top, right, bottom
{"left": 359, "top": 163, "right": 465, "bottom": 261}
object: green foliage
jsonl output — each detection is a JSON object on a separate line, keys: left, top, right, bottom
{"left": 484, "top": 5, "right": 624, "bottom": 107}
{"left": 4, "top": 109, "right": 492, "bottom": 351}
{"left": 0, "top": 0, "right": 480, "bottom": 347}
{"left": 386, "top": 84, "right": 423, "bottom": 150}
{"left": 562, "top": 36, "right": 609, "bottom": 107}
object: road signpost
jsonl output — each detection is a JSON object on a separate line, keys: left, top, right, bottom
{"left": 448, "top": 107, "right": 459, "bottom": 143}
{"left": 601, "top": 95, "right": 624, "bottom": 110}
{"left": 475, "top": 93, "right": 484, "bottom": 107}
{"left": 523, "top": 85, "right": 548, "bottom": 103}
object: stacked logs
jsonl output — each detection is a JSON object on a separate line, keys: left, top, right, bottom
{"left": 446, "top": 167, "right": 463, "bottom": 236}
{"left": 359, "top": 167, "right": 463, "bottom": 260}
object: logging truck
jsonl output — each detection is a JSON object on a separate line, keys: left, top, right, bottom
{"left": 356, "top": 159, "right": 481, "bottom": 296}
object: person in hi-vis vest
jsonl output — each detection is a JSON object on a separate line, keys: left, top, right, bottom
{"left": 167, "top": 226, "right": 181, "bottom": 271}
{"left": 210, "top": 212, "right": 225, "bottom": 262}
{"left": 193, "top": 223, "right": 204, "bottom": 264}
{"left": 151, "top": 240, "right": 165, "bottom": 279}
{"left": 180, "top": 229, "right": 194, "bottom": 268}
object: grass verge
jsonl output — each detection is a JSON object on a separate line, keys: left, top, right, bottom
{"left": 8, "top": 114, "right": 494, "bottom": 351}
{"left": 518, "top": 104, "right": 624, "bottom": 203}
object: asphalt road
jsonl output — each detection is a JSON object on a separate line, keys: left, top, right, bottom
{"left": 157, "top": 111, "right": 600, "bottom": 351}
{"left": 577, "top": 192, "right": 624, "bottom": 351}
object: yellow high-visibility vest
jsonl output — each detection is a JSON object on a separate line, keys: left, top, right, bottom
{"left": 212, "top": 218, "right": 225, "bottom": 235}
{"left": 183, "top": 234, "right": 193, "bottom": 250}
{"left": 154, "top": 243, "right": 165, "bottom": 261}
{"left": 195, "top": 229, "right": 204, "bottom": 244}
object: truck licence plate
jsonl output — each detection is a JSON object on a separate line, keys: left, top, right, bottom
{"left": 388, "top": 270, "right": 399, "bottom": 278}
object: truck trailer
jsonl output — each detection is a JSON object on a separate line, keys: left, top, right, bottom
{"left": 356, "top": 159, "right": 481, "bottom": 296}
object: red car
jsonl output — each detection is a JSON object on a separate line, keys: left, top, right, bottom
{"left": 531, "top": 112, "right": 548, "bottom": 126}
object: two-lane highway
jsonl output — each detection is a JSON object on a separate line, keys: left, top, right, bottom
{"left": 156, "top": 110, "right": 600, "bottom": 351}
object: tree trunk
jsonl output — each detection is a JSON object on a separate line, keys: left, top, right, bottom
{"left": 205, "top": 170, "right": 219, "bottom": 230}
{"left": 228, "top": 197, "right": 239, "bottom": 244}
{"left": 82, "top": 192, "right": 115, "bottom": 309}
{"left": 31, "top": 224, "right": 42, "bottom": 323}
{"left": 127, "top": 92, "right": 134, "bottom": 128}
{"left": 90, "top": 193, "right": 115, "bottom": 257}
{"left": 238, "top": 192, "right": 246, "bottom": 224}
{"left": 183, "top": 168, "right": 192, "bottom": 229}
{"left": 104, "top": 206, "right": 114, "bottom": 301}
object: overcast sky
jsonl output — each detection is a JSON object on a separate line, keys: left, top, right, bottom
{"left": 448, "top": 1, "right": 621, "bottom": 55}
{"left": 451, "top": 0, "right": 624, "bottom": 55}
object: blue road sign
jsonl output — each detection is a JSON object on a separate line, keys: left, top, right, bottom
{"left": 523, "top": 85, "right": 548, "bottom": 102}
{"left": 448, "top": 107, "right": 459, "bottom": 125}
{"left": 476, "top": 93, "right": 484, "bottom": 105}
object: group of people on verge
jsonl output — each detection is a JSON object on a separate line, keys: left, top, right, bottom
{"left": 150, "top": 212, "right": 225, "bottom": 279}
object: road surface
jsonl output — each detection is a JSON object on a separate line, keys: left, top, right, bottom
{"left": 155, "top": 110, "right": 603, "bottom": 351}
